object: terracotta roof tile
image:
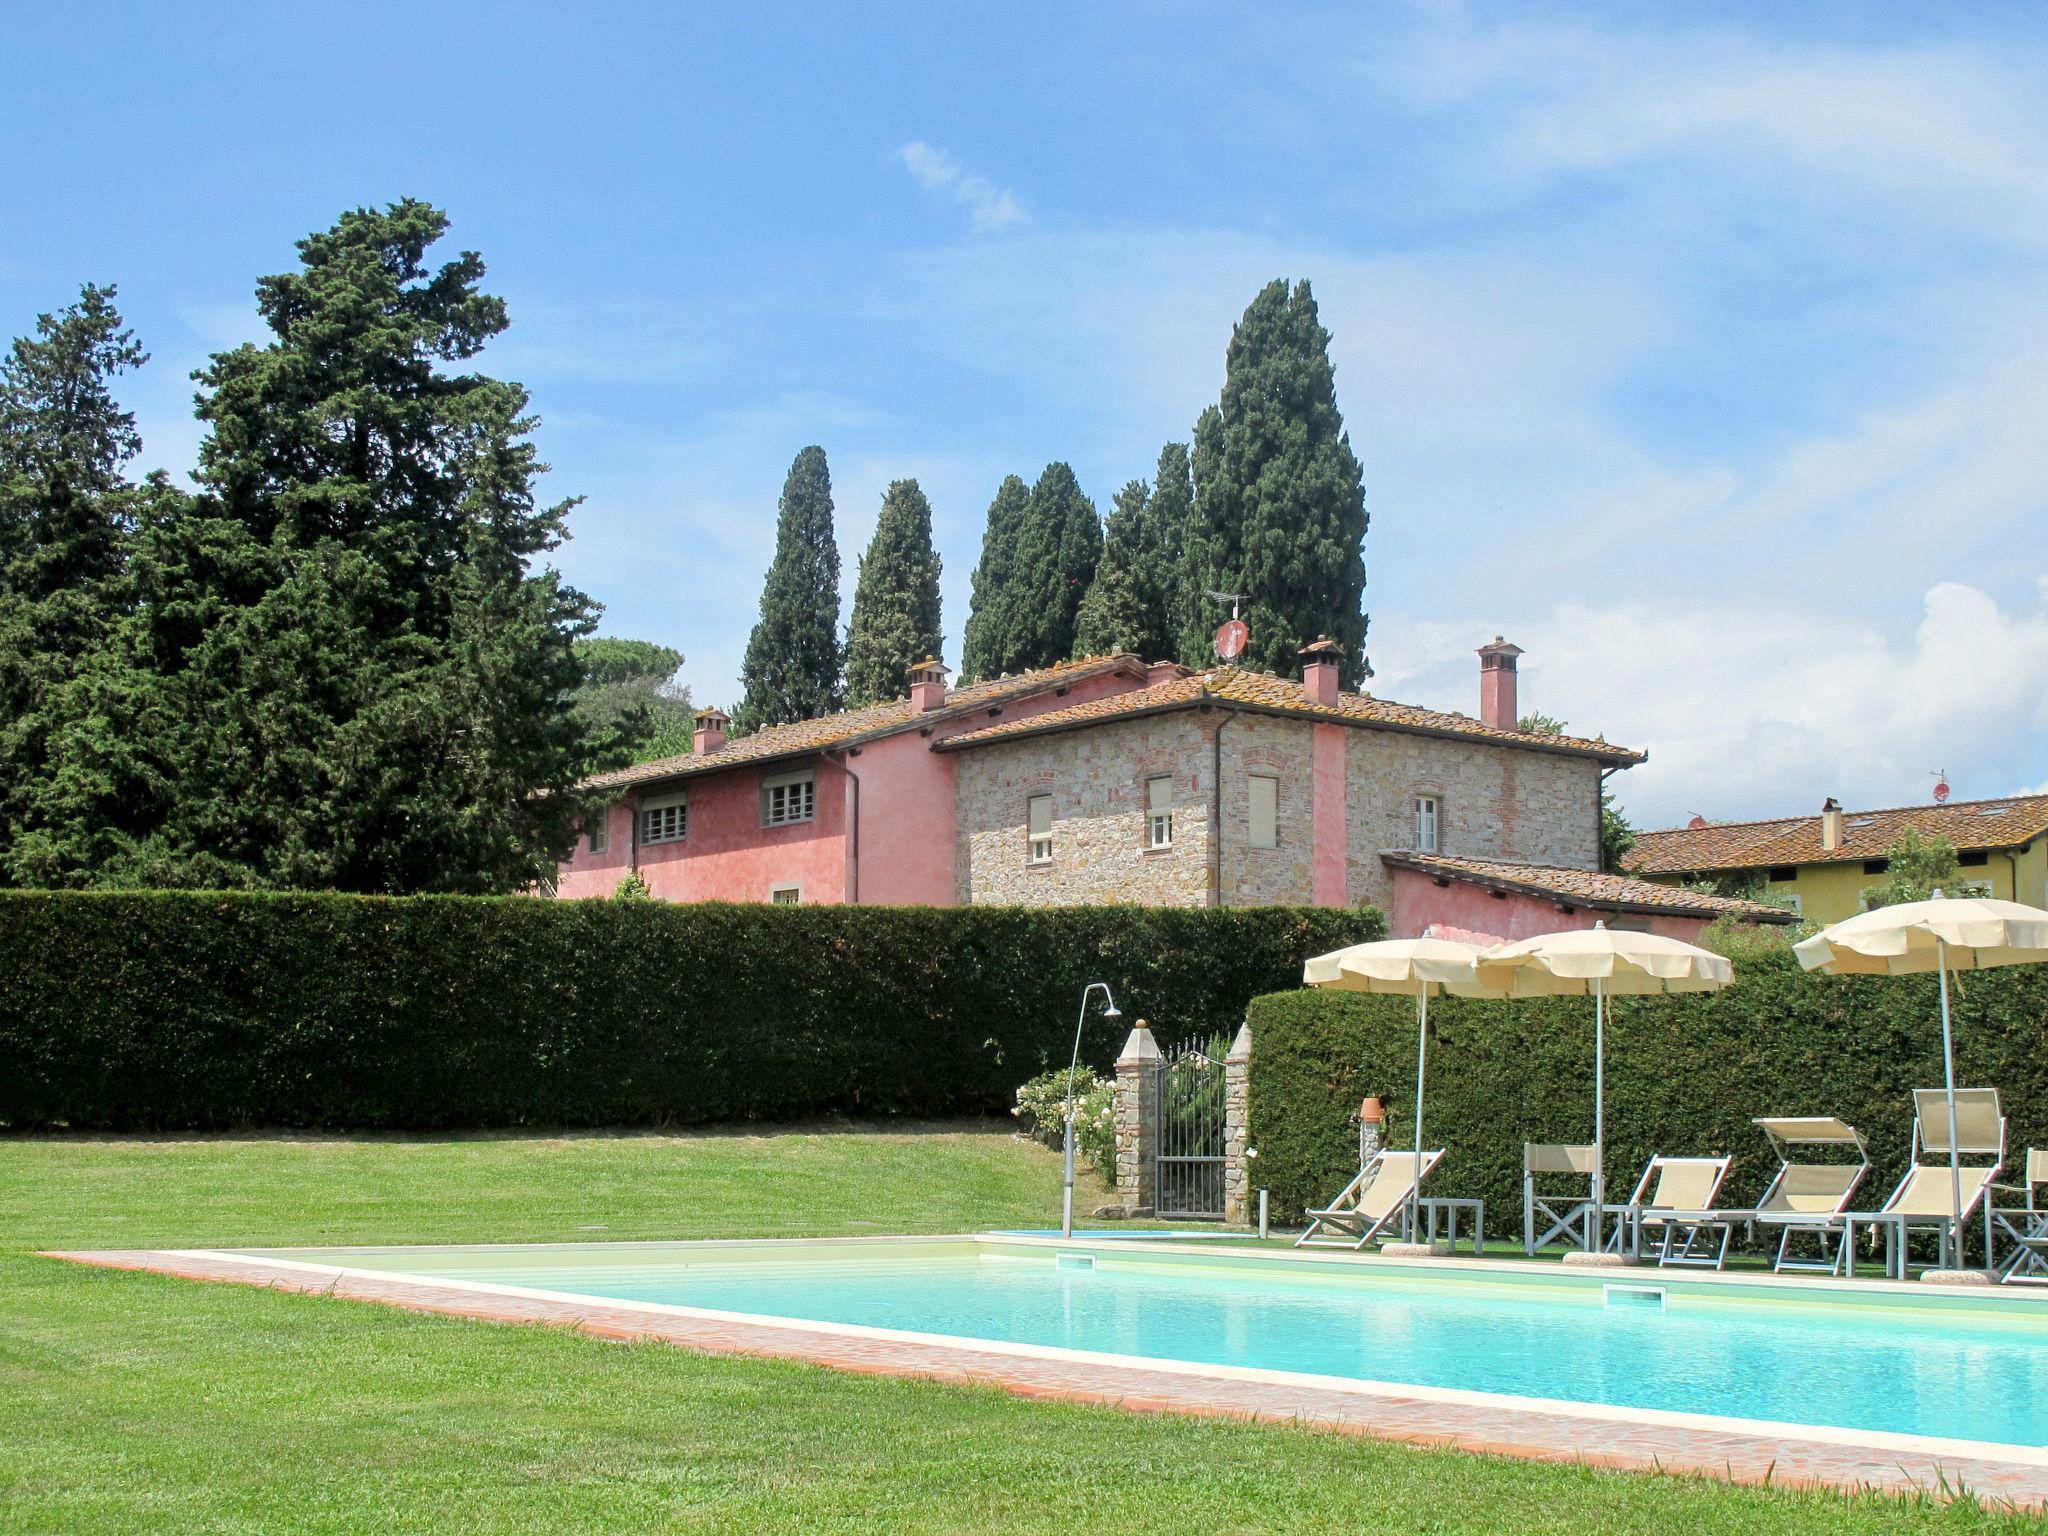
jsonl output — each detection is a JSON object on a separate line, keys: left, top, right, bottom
{"left": 582, "top": 655, "right": 1149, "bottom": 792}
{"left": 1623, "top": 793, "right": 2048, "bottom": 876}
{"left": 1382, "top": 851, "right": 1798, "bottom": 922}
{"left": 933, "top": 666, "right": 1644, "bottom": 763}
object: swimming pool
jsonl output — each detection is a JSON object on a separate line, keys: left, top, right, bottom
{"left": 222, "top": 1235, "right": 2048, "bottom": 1450}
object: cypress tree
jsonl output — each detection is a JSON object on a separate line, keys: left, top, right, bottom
{"left": 37, "top": 200, "right": 612, "bottom": 893}
{"left": 1072, "top": 476, "right": 1174, "bottom": 661}
{"left": 734, "top": 445, "right": 842, "bottom": 734}
{"left": 1005, "top": 462, "right": 1100, "bottom": 672}
{"left": 843, "top": 478, "right": 943, "bottom": 707}
{"left": 959, "top": 473, "right": 1028, "bottom": 681}
{"left": 1181, "top": 280, "right": 1368, "bottom": 685}
{"left": 1149, "top": 441, "right": 1195, "bottom": 650}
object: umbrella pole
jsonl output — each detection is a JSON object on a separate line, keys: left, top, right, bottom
{"left": 1591, "top": 978, "right": 1606, "bottom": 1255}
{"left": 1411, "top": 989, "right": 1428, "bottom": 1244}
{"left": 1937, "top": 939, "right": 1964, "bottom": 1271}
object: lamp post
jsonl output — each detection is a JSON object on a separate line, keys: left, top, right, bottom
{"left": 1063, "top": 982, "right": 1122, "bottom": 1237}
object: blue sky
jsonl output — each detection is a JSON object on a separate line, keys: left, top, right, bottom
{"left": 4, "top": 2, "right": 2044, "bottom": 828}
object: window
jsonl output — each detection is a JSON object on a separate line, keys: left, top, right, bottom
{"left": 1767, "top": 865, "right": 1797, "bottom": 884}
{"left": 1414, "top": 794, "right": 1439, "bottom": 854}
{"left": 770, "top": 884, "right": 801, "bottom": 905}
{"left": 640, "top": 791, "right": 687, "bottom": 845}
{"left": 1958, "top": 850, "right": 1990, "bottom": 867}
{"left": 1779, "top": 891, "right": 1803, "bottom": 916}
{"left": 1027, "top": 794, "right": 1053, "bottom": 863}
{"left": 1862, "top": 858, "right": 1889, "bottom": 876}
{"left": 762, "top": 768, "right": 816, "bottom": 827}
{"left": 1146, "top": 776, "right": 1174, "bottom": 849}
{"left": 586, "top": 818, "right": 609, "bottom": 856}
{"left": 1248, "top": 774, "right": 1278, "bottom": 849}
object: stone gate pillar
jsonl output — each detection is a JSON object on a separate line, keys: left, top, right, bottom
{"left": 1223, "top": 1022, "right": 1253, "bottom": 1224}
{"left": 1113, "top": 1019, "right": 1162, "bottom": 1215}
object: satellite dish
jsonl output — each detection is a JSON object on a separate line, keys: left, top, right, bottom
{"left": 1214, "top": 618, "right": 1248, "bottom": 661}
{"left": 1932, "top": 769, "right": 1950, "bottom": 803}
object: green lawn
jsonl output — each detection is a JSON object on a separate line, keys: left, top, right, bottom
{"left": 0, "top": 1126, "right": 2037, "bottom": 1535}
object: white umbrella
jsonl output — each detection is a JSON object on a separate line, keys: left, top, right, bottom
{"left": 1795, "top": 893, "right": 2048, "bottom": 1270}
{"left": 1475, "top": 923, "right": 1734, "bottom": 1252}
{"left": 1304, "top": 934, "right": 1506, "bottom": 1241}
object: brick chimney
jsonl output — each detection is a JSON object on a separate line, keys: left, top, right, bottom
{"left": 1477, "top": 636, "right": 1523, "bottom": 730}
{"left": 693, "top": 706, "right": 730, "bottom": 755}
{"left": 908, "top": 657, "right": 950, "bottom": 712}
{"left": 1298, "top": 638, "right": 1342, "bottom": 706}
{"left": 1146, "top": 659, "right": 1186, "bottom": 686}
{"left": 1820, "top": 796, "right": 1843, "bottom": 851}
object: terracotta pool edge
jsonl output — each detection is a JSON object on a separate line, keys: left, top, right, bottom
{"left": 42, "top": 1247, "right": 2048, "bottom": 1513}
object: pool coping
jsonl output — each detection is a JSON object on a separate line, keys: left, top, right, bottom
{"left": 45, "top": 1237, "right": 2048, "bottom": 1511}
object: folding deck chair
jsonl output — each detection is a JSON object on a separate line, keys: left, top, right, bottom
{"left": 1743, "top": 1116, "right": 1871, "bottom": 1274}
{"left": 1297, "top": 1149, "right": 1445, "bottom": 1250}
{"left": 1835, "top": 1088, "right": 2005, "bottom": 1277}
{"left": 1993, "top": 1149, "right": 2048, "bottom": 1284}
{"left": 1523, "top": 1143, "right": 1599, "bottom": 1255}
{"left": 1601, "top": 1155, "right": 1733, "bottom": 1267}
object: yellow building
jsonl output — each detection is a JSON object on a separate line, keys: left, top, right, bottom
{"left": 1624, "top": 792, "right": 2048, "bottom": 927}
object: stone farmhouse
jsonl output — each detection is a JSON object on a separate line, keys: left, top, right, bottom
{"left": 554, "top": 639, "right": 1787, "bottom": 938}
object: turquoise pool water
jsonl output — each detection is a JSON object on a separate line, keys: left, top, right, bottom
{"left": 273, "top": 1242, "right": 2048, "bottom": 1447}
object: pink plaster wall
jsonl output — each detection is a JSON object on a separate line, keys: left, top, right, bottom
{"left": 1386, "top": 865, "right": 1717, "bottom": 943}
{"left": 1310, "top": 722, "right": 1348, "bottom": 906}
{"left": 552, "top": 666, "right": 1151, "bottom": 905}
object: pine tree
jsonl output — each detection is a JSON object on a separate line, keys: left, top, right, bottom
{"left": 734, "top": 445, "right": 841, "bottom": 734}
{"left": 1181, "top": 280, "right": 1368, "bottom": 685}
{"left": 572, "top": 637, "right": 694, "bottom": 763}
{"left": 843, "top": 478, "right": 943, "bottom": 707}
{"left": 1005, "top": 462, "right": 1100, "bottom": 671}
{"left": 32, "top": 200, "right": 612, "bottom": 893}
{"left": 960, "top": 473, "right": 1028, "bottom": 681}
{"left": 0, "top": 285, "right": 150, "bottom": 883}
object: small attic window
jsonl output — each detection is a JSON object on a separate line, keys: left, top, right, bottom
{"left": 1862, "top": 858, "right": 1889, "bottom": 875}
{"left": 1978, "top": 806, "right": 2010, "bottom": 817}
{"left": 1847, "top": 816, "right": 1877, "bottom": 828}
{"left": 1767, "top": 866, "right": 1797, "bottom": 883}
{"left": 1958, "top": 850, "right": 1990, "bottom": 867}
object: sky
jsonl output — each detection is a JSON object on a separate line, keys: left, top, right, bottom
{"left": 3, "top": 1, "right": 2044, "bottom": 830}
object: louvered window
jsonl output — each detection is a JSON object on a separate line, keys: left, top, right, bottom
{"left": 762, "top": 769, "right": 816, "bottom": 827}
{"left": 1028, "top": 794, "right": 1053, "bottom": 863}
{"left": 641, "top": 793, "right": 687, "bottom": 845}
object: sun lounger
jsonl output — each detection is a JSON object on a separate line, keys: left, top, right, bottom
{"left": 1523, "top": 1143, "right": 1599, "bottom": 1255}
{"left": 1836, "top": 1088, "right": 2004, "bottom": 1277}
{"left": 1741, "top": 1117, "right": 1871, "bottom": 1273}
{"left": 1600, "top": 1155, "right": 1733, "bottom": 1267}
{"left": 1297, "top": 1149, "right": 1445, "bottom": 1250}
{"left": 1993, "top": 1149, "right": 2048, "bottom": 1284}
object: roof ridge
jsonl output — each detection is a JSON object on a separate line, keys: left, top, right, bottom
{"left": 1638, "top": 788, "right": 2048, "bottom": 840}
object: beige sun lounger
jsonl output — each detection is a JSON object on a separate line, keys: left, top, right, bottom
{"left": 1297, "top": 1149, "right": 1445, "bottom": 1250}
{"left": 1836, "top": 1089, "right": 2004, "bottom": 1276}
{"left": 1601, "top": 1155, "right": 1733, "bottom": 1267}
{"left": 1743, "top": 1117, "right": 1871, "bottom": 1273}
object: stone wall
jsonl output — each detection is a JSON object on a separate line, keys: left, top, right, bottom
{"left": 1113, "top": 1022, "right": 1162, "bottom": 1213}
{"left": 1217, "top": 712, "right": 1315, "bottom": 906}
{"left": 955, "top": 714, "right": 1212, "bottom": 906}
{"left": 1345, "top": 732, "right": 1600, "bottom": 912}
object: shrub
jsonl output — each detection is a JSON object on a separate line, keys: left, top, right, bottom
{"left": 0, "top": 891, "right": 1381, "bottom": 1131}
{"left": 1246, "top": 943, "right": 2048, "bottom": 1230}
{"left": 1012, "top": 1068, "right": 1115, "bottom": 1177}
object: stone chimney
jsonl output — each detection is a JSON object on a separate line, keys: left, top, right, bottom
{"left": 693, "top": 706, "right": 730, "bottom": 755}
{"left": 908, "top": 657, "right": 950, "bottom": 712}
{"left": 1299, "top": 638, "right": 1342, "bottom": 706}
{"left": 1146, "top": 659, "right": 1186, "bottom": 686}
{"left": 1477, "top": 636, "right": 1523, "bottom": 730}
{"left": 1820, "top": 796, "right": 1843, "bottom": 851}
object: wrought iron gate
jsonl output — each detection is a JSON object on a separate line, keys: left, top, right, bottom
{"left": 1155, "top": 1036, "right": 1227, "bottom": 1218}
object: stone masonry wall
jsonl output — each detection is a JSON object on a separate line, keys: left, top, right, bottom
{"left": 955, "top": 714, "right": 1212, "bottom": 906}
{"left": 1345, "top": 732, "right": 1601, "bottom": 913}
{"left": 1217, "top": 712, "right": 1315, "bottom": 907}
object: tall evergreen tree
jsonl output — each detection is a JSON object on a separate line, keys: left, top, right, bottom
{"left": 1149, "top": 441, "right": 1195, "bottom": 648}
{"left": 1005, "top": 462, "right": 1100, "bottom": 671}
{"left": 0, "top": 285, "right": 150, "bottom": 882}
{"left": 959, "top": 473, "right": 1028, "bottom": 681}
{"left": 572, "top": 637, "right": 693, "bottom": 764}
{"left": 1072, "top": 476, "right": 1174, "bottom": 661}
{"left": 1180, "top": 280, "right": 1368, "bottom": 685}
{"left": 27, "top": 200, "right": 611, "bottom": 893}
{"left": 843, "top": 478, "right": 943, "bottom": 707}
{"left": 734, "top": 445, "right": 841, "bottom": 734}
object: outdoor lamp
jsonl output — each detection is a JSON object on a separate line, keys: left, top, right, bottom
{"left": 1063, "top": 982, "right": 1121, "bottom": 1238}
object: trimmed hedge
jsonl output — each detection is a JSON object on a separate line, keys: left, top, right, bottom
{"left": 0, "top": 891, "right": 1382, "bottom": 1131}
{"left": 1248, "top": 941, "right": 2048, "bottom": 1228}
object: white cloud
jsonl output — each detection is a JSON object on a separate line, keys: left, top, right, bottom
{"left": 898, "top": 142, "right": 1027, "bottom": 233}
{"left": 1374, "top": 581, "right": 2048, "bottom": 828}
